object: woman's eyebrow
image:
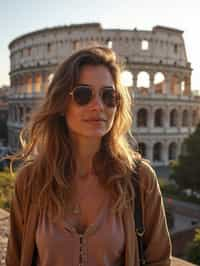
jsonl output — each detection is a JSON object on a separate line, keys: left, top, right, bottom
{"left": 76, "top": 83, "right": 115, "bottom": 90}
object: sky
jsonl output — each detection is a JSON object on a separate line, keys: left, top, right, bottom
{"left": 0, "top": 0, "right": 200, "bottom": 91}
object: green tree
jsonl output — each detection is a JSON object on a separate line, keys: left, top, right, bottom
{"left": 0, "top": 169, "right": 14, "bottom": 210}
{"left": 186, "top": 228, "right": 200, "bottom": 265}
{"left": 170, "top": 123, "right": 200, "bottom": 193}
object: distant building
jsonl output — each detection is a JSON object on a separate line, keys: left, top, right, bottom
{"left": 8, "top": 23, "right": 200, "bottom": 167}
{"left": 0, "top": 86, "right": 8, "bottom": 145}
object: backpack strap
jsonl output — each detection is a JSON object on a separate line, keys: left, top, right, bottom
{"left": 132, "top": 160, "right": 146, "bottom": 265}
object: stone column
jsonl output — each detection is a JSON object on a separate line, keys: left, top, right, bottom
{"left": 149, "top": 106, "right": 154, "bottom": 132}
{"left": 147, "top": 141, "right": 153, "bottom": 163}
{"left": 164, "top": 105, "right": 169, "bottom": 131}
{"left": 32, "top": 72, "right": 35, "bottom": 95}
{"left": 149, "top": 72, "right": 154, "bottom": 95}
{"left": 163, "top": 140, "right": 169, "bottom": 165}
{"left": 177, "top": 106, "right": 182, "bottom": 132}
{"left": 164, "top": 73, "right": 171, "bottom": 96}
{"left": 41, "top": 72, "right": 46, "bottom": 95}
{"left": 132, "top": 72, "right": 138, "bottom": 97}
{"left": 185, "top": 76, "right": 191, "bottom": 96}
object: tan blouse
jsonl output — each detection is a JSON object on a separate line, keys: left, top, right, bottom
{"left": 35, "top": 198, "right": 125, "bottom": 266}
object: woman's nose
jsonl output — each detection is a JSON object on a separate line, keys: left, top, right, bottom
{"left": 90, "top": 93, "right": 104, "bottom": 110}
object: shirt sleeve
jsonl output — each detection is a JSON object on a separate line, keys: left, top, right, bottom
{"left": 6, "top": 174, "right": 25, "bottom": 266}
{"left": 140, "top": 161, "right": 172, "bottom": 266}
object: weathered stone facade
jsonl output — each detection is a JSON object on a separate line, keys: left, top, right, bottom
{"left": 8, "top": 23, "right": 200, "bottom": 166}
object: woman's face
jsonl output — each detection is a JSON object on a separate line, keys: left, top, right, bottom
{"left": 65, "top": 65, "right": 117, "bottom": 141}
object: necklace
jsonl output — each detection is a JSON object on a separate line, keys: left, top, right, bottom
{"left": 69, "top": 177, "right": 107, "bottom": 216}
{"left": 68, "top": 169, "right": 96, "bottom": 216}
{"left": 72, "top": 203, "right": 81, "bottom": 215}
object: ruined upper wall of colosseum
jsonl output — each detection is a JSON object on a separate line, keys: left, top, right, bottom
{"left": 9, "top": 23, "right": 190, "bottom": 73}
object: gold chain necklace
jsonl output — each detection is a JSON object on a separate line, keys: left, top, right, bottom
{"left": 69, "top": 169, "right": 97, "bottom": 216}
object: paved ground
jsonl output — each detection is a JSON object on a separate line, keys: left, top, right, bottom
{"left": 0, "top": 208, "right": 196, "bottom": 266}
{"left": 0, "top": 209, "right": 9, "bottom": 266}
{"left": 171, "top": 213, "right": 200, "bottom": 234}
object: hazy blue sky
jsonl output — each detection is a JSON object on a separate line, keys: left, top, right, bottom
{"left": 0, "top": 0, "right": 200, "bottom": 90}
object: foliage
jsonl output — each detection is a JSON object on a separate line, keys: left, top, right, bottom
{"left": 170, "top": 124, "right": 200, "bottom": 193}
{"left": 0, "top": 168, "right": 15, "bottom": 210}
{"left": 186, "top": 228, "right": 200, "bottom": 265}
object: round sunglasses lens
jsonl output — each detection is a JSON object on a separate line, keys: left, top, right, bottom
{"left": 102, "top": 89, "right": 117, "bottom": 107}
{"left": 73, "top": 86, "right": 92, "bottom": 105}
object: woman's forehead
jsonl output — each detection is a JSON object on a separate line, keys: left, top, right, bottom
{"left": 78, "top": 65, "right": 114, "bottom": 86}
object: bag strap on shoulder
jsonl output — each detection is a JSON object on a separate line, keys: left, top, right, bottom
{"left": 132, "top": 160, "right": 146, "bottom": 265}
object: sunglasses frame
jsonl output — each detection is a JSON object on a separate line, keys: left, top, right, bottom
{"left": 69, "top": 84, "right": 120, "bottom": 108}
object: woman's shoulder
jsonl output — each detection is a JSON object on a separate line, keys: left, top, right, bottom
{"left": 137, "top": 159, "right": 159, "bottom": 193}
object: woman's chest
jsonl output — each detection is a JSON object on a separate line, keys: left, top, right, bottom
{"left": 35, "top": 206, "right": 125, "bottom": 266}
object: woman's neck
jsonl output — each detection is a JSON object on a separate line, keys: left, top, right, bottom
{"left": 70, "top": 135, "right": 101, "bottom": 181}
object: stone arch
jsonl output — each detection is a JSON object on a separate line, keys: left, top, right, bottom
{"left": 138, "top": 142, "right": 146, "bottom": 157}
{"left": 182, "top": 109, "right": 189, "bottom": 126}
{"left": 170, "top": 109, "right": 178, "bottom": 127}
{"left": 154, "top": 72, "right": 165, "bottom": 94}
{"left": 137, "top": 108, "right": 148, "bottom": 127}
{"left": 153, "top": 142, "right": 163, "bottom": 162}
{"left": 154, "top": 108, "right": 163, "bottom": 127}
{"left": 137, "top": 71, "right": 150, "bottom": 94}
{"left": 168, "top": 142, "right": 177, "bottom": 160}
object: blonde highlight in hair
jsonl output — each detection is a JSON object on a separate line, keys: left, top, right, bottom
{"left": 10, "top": 46, "right": 141, "bottom": 220}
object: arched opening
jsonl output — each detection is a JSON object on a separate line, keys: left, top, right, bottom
{"left": 138, "top": 142, "right": 146, "bottom": 157}
{"left": 137, "top": 71, "right": 150, "bottom": 95}
{"left": 170, "top": 75, "right": 180, "bottom": 95}
{"left": 154, "top": 109, "right": 163, "bottom": 127}
{"left": 27, "top": 76, "right": 32, "bottom": 93}
{"left": 120, "top": 70, "right": 133, "bottom": 87}
{"left": 182, "top": 110, "right": 189, "bottom": 126}
{"left": 192, "top": 110, "right": 198, "bottom": 126}
{"left": 168, "top": 142, "right": 177, "bottom": 160}
{"left": 141, "top": 40, "right": 149, "bottom": 50}
{"left": 35, "top": 73, "right": 42, "bottom": 93}
{"left": 137, "top": 108, "right": 148, "bottom": 127}
{"left": 181, "top": 80, "right": 185, "bottom": 96}
{"left": 154, "top": 72, "right": 165, "bottom": 94}
{"left": 153, "top": 142, "right": 162, "bottom": 162}
{"left": 182, "top": 76, "right": 191, "bottom": 96}
{"left": 170, "top": 109, "right": 178, "bottom": 127}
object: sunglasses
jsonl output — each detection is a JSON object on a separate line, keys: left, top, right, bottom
{"left": 69, "top": 85, "right": 119, "bottom": 108}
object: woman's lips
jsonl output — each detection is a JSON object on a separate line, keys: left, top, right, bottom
{"left": 84, "top": 119, "right": 106, "bottom": 124}
{"left": 84, "top": 118, "right": 106, "bottom": 122}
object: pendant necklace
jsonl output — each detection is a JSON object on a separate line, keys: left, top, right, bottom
{"left": 70, "top": 168, "right": 95, "bottom": 216}
{"left": 72, "top": 203, "right": 81, "bottom": 215}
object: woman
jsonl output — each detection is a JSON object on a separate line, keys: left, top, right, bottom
{"left": 6, "top": 46, "right": 172, "bottom": 266}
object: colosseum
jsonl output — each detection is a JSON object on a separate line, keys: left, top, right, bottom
{"left": 8, "top": 23, "right": 200, "bottom": 174}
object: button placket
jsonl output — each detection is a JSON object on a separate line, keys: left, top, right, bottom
{"left": 79, "top": 234, "right": 88, "bottom": 266}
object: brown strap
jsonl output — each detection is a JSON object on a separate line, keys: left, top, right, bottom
{"left": 132, "top": 160, "right": 146, "bottom": 265}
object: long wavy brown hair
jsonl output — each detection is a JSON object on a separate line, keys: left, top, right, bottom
{"left": 11, "top": 46, "right": 141, "bottom": 219}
